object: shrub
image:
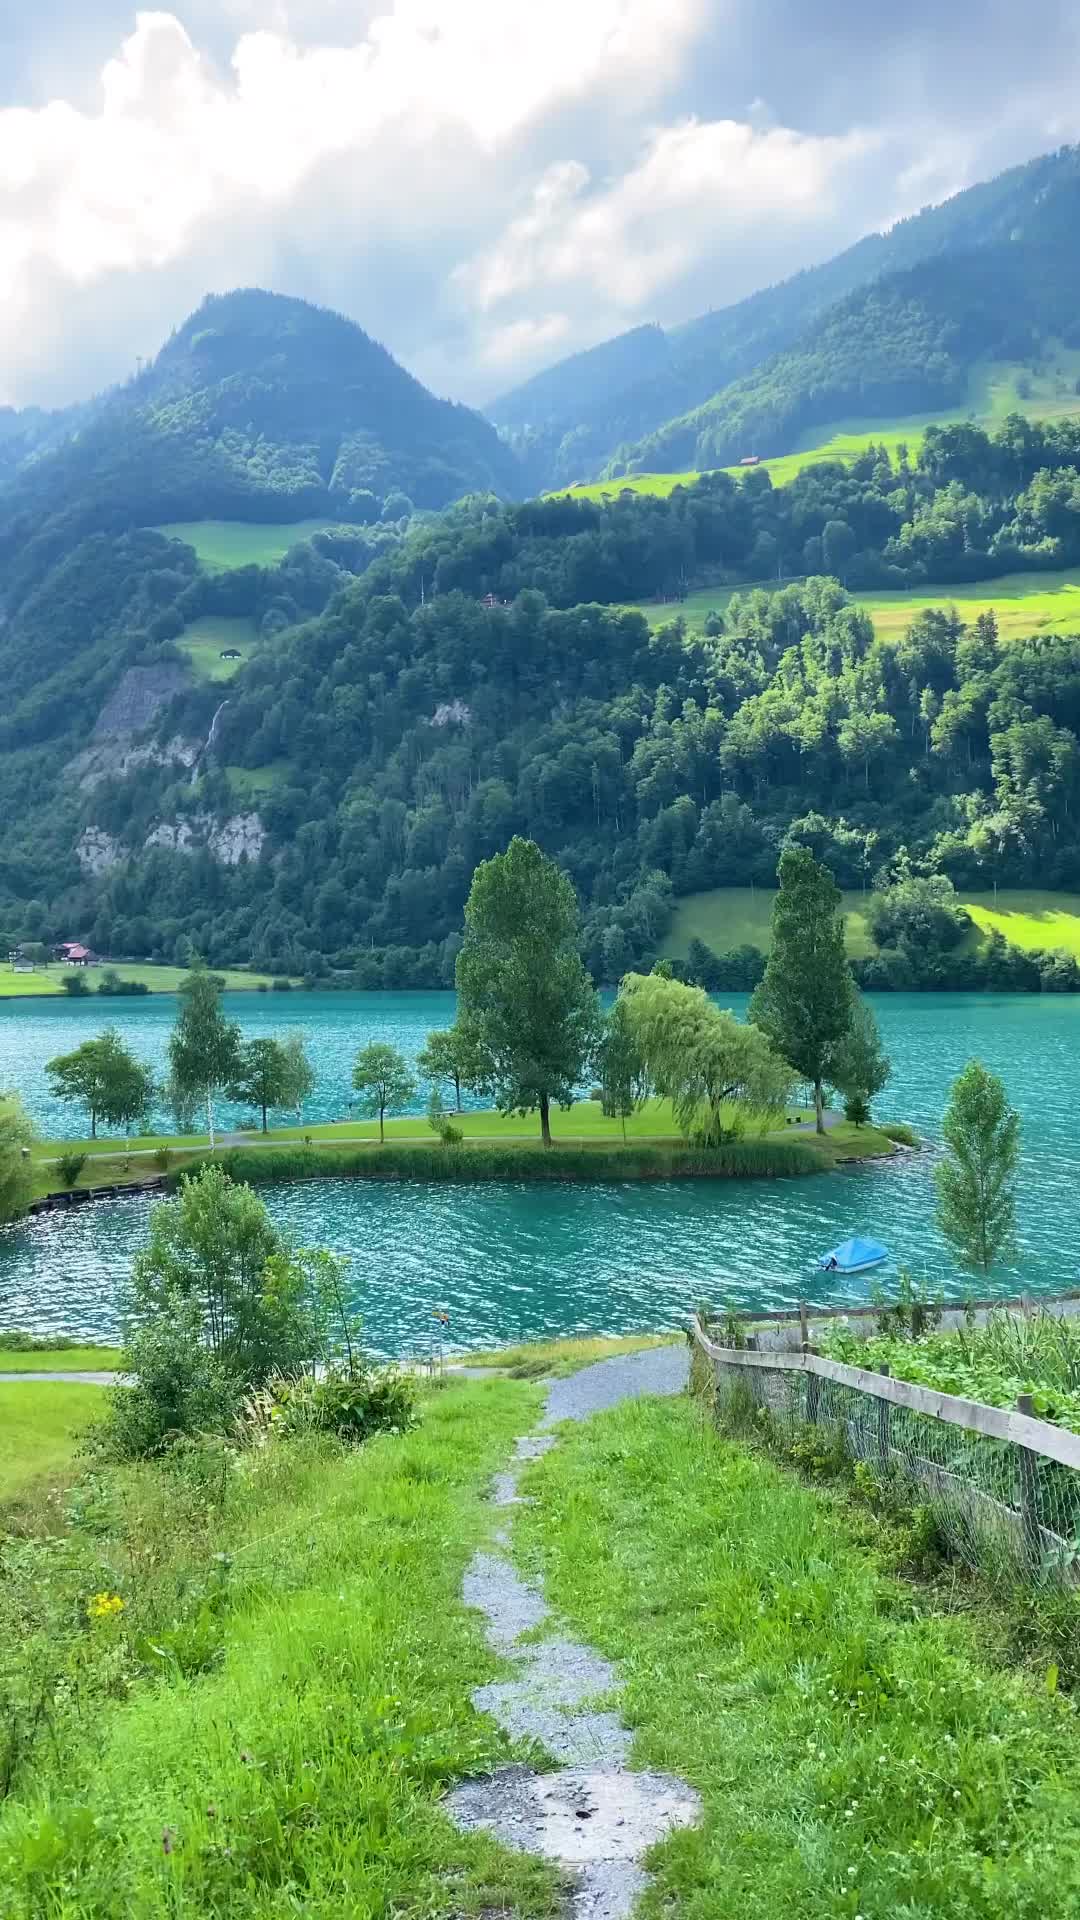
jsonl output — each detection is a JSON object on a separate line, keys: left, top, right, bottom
{"left": 844, "top": 1093, "right": 871, "bottom": 1127}
{"left": 61, "top": 971, "right": 90, "bottom": 996}
{"left": 153, "top": 1146, "right": 171, "bottom": 1172}
{"left": 57, "top": 1152, "right": 87, "bottom": 1186}
{"left": 262, "top": 1366, "right": 418, "bottom": 1444}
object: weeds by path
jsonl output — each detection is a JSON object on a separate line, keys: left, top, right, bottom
{"left": 519, "top": 1396, "right": 1080, "bottom": 1919}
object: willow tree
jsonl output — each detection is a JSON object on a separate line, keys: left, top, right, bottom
{"left": 750, "top": 845, "right": 853, "bottom": 1134}
{"left": 456, "top": 837, "right": 601, "bottom": 1145}
{"left": 619, "top": 972, "right": 792, "bottom": 1144}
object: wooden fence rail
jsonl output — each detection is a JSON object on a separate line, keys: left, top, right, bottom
{"left": 690, "top": 1316, "right": 1080, "bottom": 1473}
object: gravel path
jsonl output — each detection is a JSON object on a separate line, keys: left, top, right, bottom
{"left": 0, "top": 1369, "right": 118, "bottom": 1384}
{"left": 446, "top": 1343, "right": 696, "bottom": 1920}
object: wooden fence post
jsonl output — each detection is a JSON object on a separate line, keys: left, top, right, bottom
{"left": 799, "top": 1300, "right": 810, "bottom": 1347}
{"left": 1016, "top": 1393, "right": 1043, "bottom": 1572}
{"left": 877, "top": 1366, "right": 891, "bottom": 1470}
{"left": 804, "top": 1345, "right": 820, "bottom": 1424}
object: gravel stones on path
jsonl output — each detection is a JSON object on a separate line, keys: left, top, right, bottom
{"left": 446, "top": 1342, "right": 697, "bottom": 1920}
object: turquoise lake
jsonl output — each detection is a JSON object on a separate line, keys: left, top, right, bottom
{"left": 1, "top": 991, "right": 1078, "bottom": 1357}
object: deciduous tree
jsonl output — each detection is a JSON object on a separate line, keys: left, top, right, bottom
{"left": 0, "top": 1093, "right": 34, "bottom": 1224}
{"left": 168, "top": 963, "right": 242, "bottom": 1150}
{"left": 456, "top": 837, "right": 601, "bottom": 1146}
{"left": 620, "top": 972, "right": 792, "bottom": 1144}
{"left": 229, "top": 1037, "right": 292, "bottom": 1133}
{"left": 352, "top": 1043, "right": 416, "bottom": 1143}
{"left": 750, "top": 846, "right": 854, "bottom": 1133}
{"left": 829, "top": 994, "right": 890, "bottom": 1125}
{"left": 936, "top": 1059, "right": 1020, "bottom": 1273}
{"left": 47, "top": 1030, "right": 154, "bottom": 1139}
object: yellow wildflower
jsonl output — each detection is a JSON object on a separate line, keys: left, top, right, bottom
{"left": 87, "top": 1591, "right": 125, "bottom": 1621}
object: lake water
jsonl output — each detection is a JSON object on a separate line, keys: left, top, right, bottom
{"left": 1, "top": 991, "right": 1079, "bottom": 1357}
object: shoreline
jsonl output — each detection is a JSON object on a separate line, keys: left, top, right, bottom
{"left": 24, "top": 1124, "right": 912, "bottom": 1211}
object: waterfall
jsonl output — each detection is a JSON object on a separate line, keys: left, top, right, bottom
{"left": 191, "top": 699, "right": 229, "bottom": 785}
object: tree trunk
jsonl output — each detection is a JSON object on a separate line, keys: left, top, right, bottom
{"left": 814, "top": 1078, "right": 825, "bottom": 1136}
{"left": 207, "top": 1091, "right": 216, "bottom": 1152}
{"left": 540, "top": 1094, "right": 552, "bottom": 1147}
{"left": 379, "top": 1104, "right": 385, "bottom": 1144}
{"left": 261, "top": 1103, "right": 268, "bottom": 1134}
{"left": 454, "top": 1071, "right": 462, "bottom": 1112}
{"left": 91, "top": 1109, "right": 97, "bottom": 1139}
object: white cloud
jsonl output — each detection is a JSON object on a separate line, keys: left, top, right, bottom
{"left": 0, "top": 0, "right": 1075, "bottom": 409}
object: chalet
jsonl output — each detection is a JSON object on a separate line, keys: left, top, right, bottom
{"left": 220, "top": 648, "right": 242, "bottom": 660}
{"left": 739, "top": 455, "right": 761, "bottom": 468}
{"left": 481, "top": 593, "right": 506, "bottom": 610}
{"left": 56, "top": 941, "right": 95, "bottom": 966}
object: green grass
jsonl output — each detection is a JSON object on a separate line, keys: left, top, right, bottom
{"left": 0, "top": 1378, "right": 564, "bottom": 1917}
{"left": 554, "top": 348, "right": 1080, "bottom": 505}
{"left": 0, "top": 1347, "right": 119, "bottom": 1373}
{"left": 225, "top": 760, "right": 290, "bottom": 801}
{"left": 0, "top": 1382, "right": 104, "bottom": 1500}
{"left": 33, "top": 1101, "right": 897, "bottom": 1196}
{"left": 0, "top": 961, "right": 289, "bottom": 998}
{"left": 177, "top": 615, "right": 262, "bottom": 682}
{"left": 155, "top": 519, "right": 349, "bottom": 570}
{"left": 520, "top": 1393, "right": 1080, "bottom": 1917}
{"left": 630, "top": 568, "right": 1080, "bottom": 642}
{"left": 663, "top": 885, "right": 1080, "bottom": 964}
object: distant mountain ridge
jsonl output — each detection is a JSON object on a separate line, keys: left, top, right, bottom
{"left": 0, "top": 288, "right": 520, "bottom": 606}
{"left": 489, "top": 143, "right": 1080, "bottom": 489}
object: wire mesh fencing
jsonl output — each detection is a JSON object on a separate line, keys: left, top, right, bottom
{"left": 694, "top": 1326, "right": 1080, "bottom": 1590}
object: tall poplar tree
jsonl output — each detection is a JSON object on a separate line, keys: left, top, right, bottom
{"left": 750, "top": 845, "right": 853, "bottom": 1134}
{"left": 456, "top": 837, "right": 601, "bottom": 1145}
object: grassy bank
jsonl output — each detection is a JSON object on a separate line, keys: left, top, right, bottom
{"left": 662, "top": 883, "right": 1080, "bottom": 965}
{"left": 153, "top": 519, "right": 348, "bottom": 569}
{"left": 0, "top": 962, "right": 289, "bottom": 999}
{"left": 520, "top": 1394, "right": 1080, "bottom": 1916}
{"left": 465, "top": 1333, "right": 681, "bottom": 1377}
{"left": 172, "top": 1132, "right": 855, "bottom": 1189}
{"left": 31, "top": 1101, "right": 900, "bottom": 1199}
{"left": 0, "top": 1346, "right": 119, "bottom": 1372}
{"left": 0, "top": 1383, "right": 104, "bottom": 1500}
{"left": 0, "top": 1377, "right": 562, "bottom": 1918}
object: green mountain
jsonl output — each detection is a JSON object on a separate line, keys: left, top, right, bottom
{"left": 0, "top": 288, "right": 520, "bottom": 604}
{"left": 490, "top": 144, "right": 1080, "bottom": 489}
{"left": 7, "top": 411, "right": 1080, "bottom": 984}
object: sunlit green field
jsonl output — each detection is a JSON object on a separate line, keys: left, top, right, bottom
{"left": 550, "top": 347, "right": 1080, "bottom": 504}
{"left": 0, "top": 1384, "right": 104, "bottom": 1501}
{"left": 0, "top": 962, "right": 286, "bottom": 998}
{"left": 663, "top": 886, "right": 1080, "bottom": 962}
{"left": 632, "top": 568, "right": 1080, "bottom": 642}
{"left": 155, "top": 519, "right": 344, "bottom": 569}
{"left": 177, "top": 614, "right": 261, "bottom": 681}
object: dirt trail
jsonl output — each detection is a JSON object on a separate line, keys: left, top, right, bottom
{"left": 446, "top": 1346, "right": 696, "bottom": 1920}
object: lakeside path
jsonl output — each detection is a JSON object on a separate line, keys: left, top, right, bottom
{"left": 448, "top": 1343, "right": 696, "bottom": 1920}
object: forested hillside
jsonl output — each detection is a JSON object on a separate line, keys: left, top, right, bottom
{"left": 6, "top": 411, "right": 1080, "bottom": 986}
{"left": 0, "top": 290, "right": 519, "bottom": 613}
{"left": 490, "top": 143, "right": 1080, "bottom": 489}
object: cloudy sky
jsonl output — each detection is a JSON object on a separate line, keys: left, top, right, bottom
{"left": 1, "top": 0, "right": 1078, "bottom": 410}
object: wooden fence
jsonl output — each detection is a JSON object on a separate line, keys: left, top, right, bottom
{"left": 689, "top": 1315, "right": 1080, "bottom": 1577}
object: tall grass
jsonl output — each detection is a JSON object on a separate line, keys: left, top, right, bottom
{"left": 520, "top": 1394, "right": 1080, "bottom": 1917}
{"left": 0, "top": 1380, "right": 560, "bottom": 1917}
{"left": 175, "top": 1136, "right": 821, "bottom": 1189}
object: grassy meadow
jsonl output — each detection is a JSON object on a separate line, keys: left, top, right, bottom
{"left": 0, "top": 1346, "right": 119, "bottom": 1373}
{"left": 663, "top": 885, "right": 1080, "bottom": 964}
{"left": 155, "top": 518, "right": 346, "bottom": 570}
{"left": 520, "top": 1391, "right": 1080, "bottom": 1916}
{"left": 0, "top": 961, "right": 288, "bottom": 998}
{"left": 0, "top": 1377, "right": 565, "bottom": 1918}
{"left": 552, "top": 346, "right": 1080, "bottom": 504}
{"left": 630, "top": 568, "right": 1080, "bottom": 642}
{"left": 177, "top": 614, "right": 262, "bottom": 682}
{"left": 0, "top": 1382, "right": 104, "bottom": 1501}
